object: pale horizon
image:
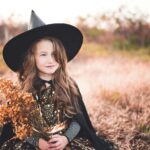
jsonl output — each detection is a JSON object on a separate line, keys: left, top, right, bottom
{"left": 0, "top": 0, "right": 150, "bottom": 25}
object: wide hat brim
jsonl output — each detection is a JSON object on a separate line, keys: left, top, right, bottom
{"left": 3, "top": 23, "right": 83, "bottom": 72}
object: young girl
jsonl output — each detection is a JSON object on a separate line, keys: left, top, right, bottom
{"left": 0, "top": 11, "right": 115, "bottom": 150}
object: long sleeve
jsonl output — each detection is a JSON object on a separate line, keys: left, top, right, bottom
{"left": 0, "top": 122, "right": 15, "bottom": 147}
{"left": 24, "top": 136, "right": 40, "bottom": 147}
{"left": 63, "top": 120, "right": 80, "bottom": 142}
{"left": 0, "top": 124, "right": 3, "bottom": 136}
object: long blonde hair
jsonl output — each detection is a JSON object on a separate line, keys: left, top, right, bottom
{"left": 18, "top": 37, "right": 81, "bottom": 116}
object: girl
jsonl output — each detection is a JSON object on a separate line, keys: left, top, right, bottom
{"left": 0, "top": 11, "right": 115, "bottom": 150}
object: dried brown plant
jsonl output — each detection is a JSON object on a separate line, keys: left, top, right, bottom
{"left": 0, "top": 78, "right": 39, "bottom": 139}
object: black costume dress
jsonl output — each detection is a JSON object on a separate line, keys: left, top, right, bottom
{"left": 0, "top": 79, "right": 116, "bottom": 150}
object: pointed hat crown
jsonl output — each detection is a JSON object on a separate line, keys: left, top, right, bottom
{"left": 28, "top": 10, "right": 45, "bottom": 29}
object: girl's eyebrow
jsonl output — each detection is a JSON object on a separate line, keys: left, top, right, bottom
{"left": 37, "top": 49, "right": 54, "bottom": 54}
{"left": 37, "top": 51, "right": 54, "bottom": 55}
{"left": 38, "top": 51, "right": 48, "bottom": 53}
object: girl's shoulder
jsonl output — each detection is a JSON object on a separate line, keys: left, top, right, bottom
{"left": 69, "top": 77, "right": 81, "bottom": 95}
{"left": 69, "top": 77, "right": 79, "bottom": 88}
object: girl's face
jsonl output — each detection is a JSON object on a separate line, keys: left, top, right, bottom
{"left": 34, "top": 39, "right": 59, "bottom": 80}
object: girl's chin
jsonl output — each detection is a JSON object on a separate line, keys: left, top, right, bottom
{"left": 44, "top": 70, "right": 57, "bottom": 75}
{"left": 39, "top": 68, "right": 58, "bottom": 76}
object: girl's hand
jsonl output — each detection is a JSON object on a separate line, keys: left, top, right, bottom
{"left": 48, "top": 134, "right": 69, "bottom": 150}
{"left": 38, "top": 138, "right": 51, "bottom": 150}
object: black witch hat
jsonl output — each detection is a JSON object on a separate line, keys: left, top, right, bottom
{"left": 3, "top": 10, "right": 83, "bottom": 72}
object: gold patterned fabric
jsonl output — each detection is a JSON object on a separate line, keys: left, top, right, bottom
{"left": 30, "top": 84, "right": 69, "bottom": 139}
{"left": 32, "top": 83, "right": 95, "bottom": 150}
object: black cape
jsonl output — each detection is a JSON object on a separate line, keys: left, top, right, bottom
{"left": 73, "top": 84, "right": 117, "bottom": 150}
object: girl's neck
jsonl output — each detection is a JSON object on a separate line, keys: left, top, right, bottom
{"left": 38, "top": 74, "right": 53, "bottom": 81}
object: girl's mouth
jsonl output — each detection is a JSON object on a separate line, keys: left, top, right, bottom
{"left": 46, "top": 65, "right": 55, "bottom": 68}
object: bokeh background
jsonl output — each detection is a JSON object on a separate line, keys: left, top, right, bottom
{"left": 0, "top": 0, "right": 150, "bottom": 149}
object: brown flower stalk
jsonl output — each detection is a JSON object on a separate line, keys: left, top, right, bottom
{"left": 0, "top": 78, "right": 38, "bottom": 139}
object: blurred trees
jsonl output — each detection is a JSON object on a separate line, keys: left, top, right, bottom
{"left": 77, "top": 6, "right": 150, "bottom": 50}
{"left": 0, "top": 16, "right": 27, "bottom": 46}
{"left": 114, "top": 6, "right": 150, "bottom": 49}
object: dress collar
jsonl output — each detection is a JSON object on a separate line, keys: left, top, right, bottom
{"left": 38, "top": 77, "right": 53, "bottom": 85}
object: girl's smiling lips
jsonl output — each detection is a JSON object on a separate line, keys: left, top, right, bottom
{"left": 46, "top": 64, "right": 56, "bottom": 67}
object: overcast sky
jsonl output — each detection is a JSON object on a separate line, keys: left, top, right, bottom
{"left": 0, "top": 0, "right": 150, "bottom": 24}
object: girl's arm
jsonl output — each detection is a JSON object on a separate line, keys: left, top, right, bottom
{"left": 0, "top": 124, "right": 3, "bottom": 136}
{"left": 0, "top": 122, "right": 15, "bottom": 147}
{"left": 63, "top": 119, "right": 80, "bottom": 142}
{"left": 24, "top": 136, "right": 40, "bottom": 147}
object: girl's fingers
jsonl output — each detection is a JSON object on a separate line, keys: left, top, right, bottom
{"left": 50, "top": 134, "right": 60, "bottom": 138}
{"left": 48, "top": 148, "right": 59, "bottom": 150}
{"left": 54, "top": 146, "right": 63, "bottom": 150}
{"left": 49, "top": 140, "right": 62, "bottom": 148}
{"left": 48, "top": 146, "right": 62, "bottom": 150}
{"left": 49, "top": 142, "right": 61, "bottom": 148}
{"left": 48, "top": 138, "right": 57, "bottom": 143}
{"left": 48, "top": 134, "right": 60, "bottom": 143}
{"left": 49, "top": 143, "right": 64, "bottom": 150}
{"left": 48, "top": 134, "right": 66, "bottom": 150}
